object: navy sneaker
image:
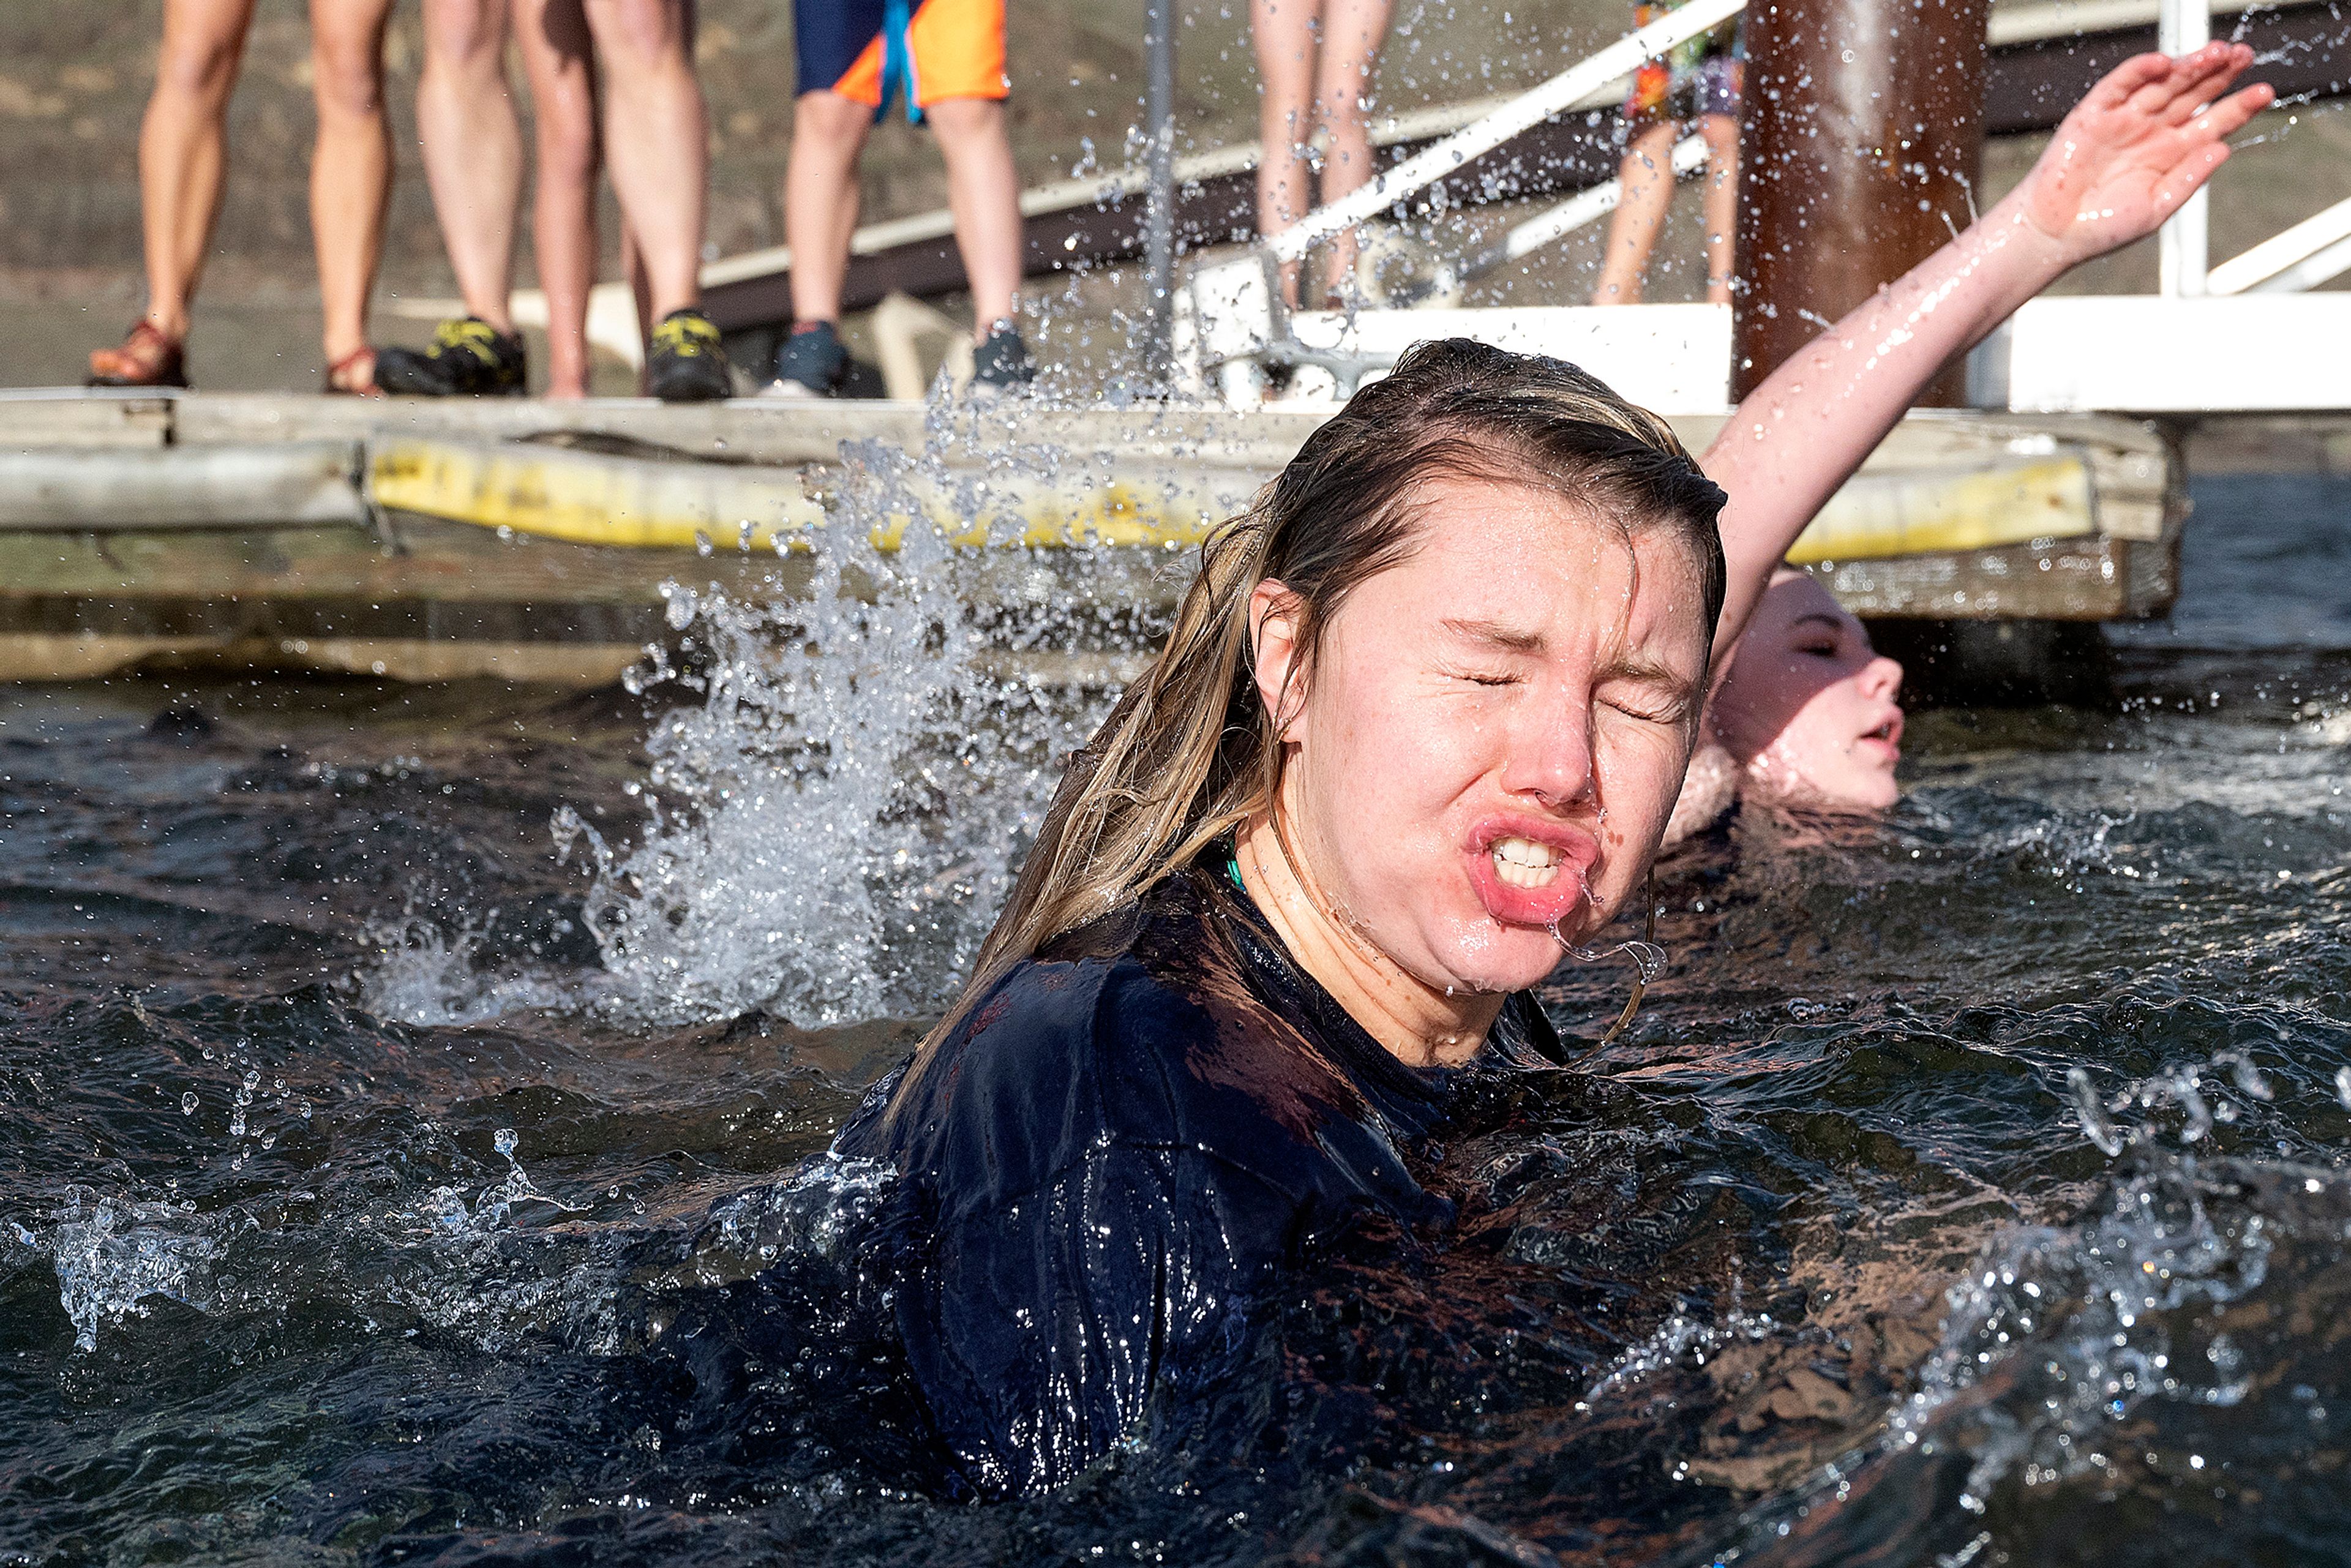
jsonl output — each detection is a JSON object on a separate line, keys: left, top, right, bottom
{"left": 761, "top": 320, "right": 848, "bottom": 398}
{"left": 969, "top": 318, "right": 1037, "bottom": 397}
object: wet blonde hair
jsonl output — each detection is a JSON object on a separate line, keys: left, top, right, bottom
{"left": 899, "top": 339, "right": 1726, "bottom": 1103}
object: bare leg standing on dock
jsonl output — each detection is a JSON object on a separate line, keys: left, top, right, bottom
{"left": 310, "top": 0, "right": 397, "bottom": 394}
{"left": 392, "top": 0, "right": 606, "bottom": 399}
{"left": 88, "top": 0, "right": 257, "bottom": 388}
{"left": 1594, "top": 0, "right": 1742, "bottom": 307}
{"left": 520, "top": 0, "right": 609, "bottom": 398}
{"left": 1251, "top": 0, "right": 1392, "bottom": 309}
{"left": 1592, "top": 113, "right": 1740, "bottom": 305}
{"left": 91, "top": 0, "right": 402, "bottom": 392}
{"left": 779, "top": 89, "right": 871, "bottom": 342}
{"left": 928, "top": 98, "right": 1024, "bottom": 347}
{"left": 777, "top": 89, "right": 1027, "bottom": 388}
{"left": 578, "top": 0, "right": 733, "bottom": 399}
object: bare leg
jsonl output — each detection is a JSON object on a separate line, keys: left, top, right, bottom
{"left": 581, "top": 0, "right": 706, "bottom": 319}
{"left": 132, "top": 0, "right": 258, "bottom": 344}
{"left": 416, "top": 0, "right": 523, "bottom": 335}
{"left": 1308, "top": 0, "right": 1392, "bottom": 301}
{"left": 310, "top": 0, "right": 397, "bottom": 384}
{"left": 1591, "top": 119, "right": 1679, "bottom": 306}
{"left": 924, "top": 97, "right": 1022, "bottom": 336}
{"left": 624, "top": 229, "right": 653, "bottom": 391}
{"left": 1697, "top": 111, "right": 1739, "bottom": 305}
{"left": 783, "top": 89, "right": 871, "bottom": 326}
{"left": 1252, "top": 0, "right": 1321, "bottom": 309}
{"left": 517, "top": 0, "right": 601, "bottom": 396}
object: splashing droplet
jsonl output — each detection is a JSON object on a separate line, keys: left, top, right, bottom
{"left": 2069, "top": 1067, "right": 2123, "bottom": 1157}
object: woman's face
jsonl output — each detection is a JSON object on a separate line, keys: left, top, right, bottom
{"left": 1709, "top": 572, "right": 1905, "bottom": 809}
{"left": 1258, "top": 477, "right": 1711, "bottom": 999}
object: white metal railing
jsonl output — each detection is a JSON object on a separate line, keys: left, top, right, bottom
{"left": 2207, "top": 193, "right": 2351, "bottom": 294}
{"left": 2157, "top": 0, "right": 2213, "bottom": 294}
{"left": 1465, "top": 135, "right": 1711, "bottom": 280}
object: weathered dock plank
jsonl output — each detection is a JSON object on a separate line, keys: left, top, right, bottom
{"left": 0, "top": 441, "right": 366, "bottom": 530}
{"left": 0, "top": 393, "right": 2186, "bottom": 683}
{"left": 0, "top": 391, "right": 175, "bottom": 451}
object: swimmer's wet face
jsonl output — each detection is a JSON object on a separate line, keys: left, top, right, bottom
{"left": 1711, "top": 571, "right": 1904, "bottom": 809}
{"left": 1252, "top": 476, "right": 1711, "bottom": 998}
{"left": 923, "top": 341, "right": 1725, "bottom": 1081}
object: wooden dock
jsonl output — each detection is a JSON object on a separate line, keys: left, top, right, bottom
{"left": 0, "top": 389, "right": 2181, "bottom": 686}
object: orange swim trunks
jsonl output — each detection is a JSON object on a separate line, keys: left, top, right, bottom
{"left": 796, "top": 0, "right": 1008, "bottom": 122}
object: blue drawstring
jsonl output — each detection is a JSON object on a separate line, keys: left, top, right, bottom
{"left": 877, "top": 0, "right": 923, "bottom": 125}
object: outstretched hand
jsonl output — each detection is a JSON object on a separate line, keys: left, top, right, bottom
{"left": 2019, "top": 43, "right": 2274, "bottom": 268}
{"left": 1705, "top": 43, "right": 2275, "bottom": 662}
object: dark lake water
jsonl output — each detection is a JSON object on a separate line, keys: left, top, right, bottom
{"left": 3, "top": 471, "right": 2348, "bottom": 1567}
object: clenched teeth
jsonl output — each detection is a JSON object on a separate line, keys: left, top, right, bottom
{"left": 1491, "top": 836, "right": 1563, "bottom": 888}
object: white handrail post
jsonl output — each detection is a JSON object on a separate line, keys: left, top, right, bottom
{"left": 2157, "top": 0, "right": 2210, "bottom": 296}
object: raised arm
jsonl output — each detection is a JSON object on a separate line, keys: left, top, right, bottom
{"left": 1701, "top": 43, "right": 2273, "bottom": 663}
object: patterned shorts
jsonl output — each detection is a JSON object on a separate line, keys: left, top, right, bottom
{"left": 1622, "top": 53, "right": 1742, "bottom": 140}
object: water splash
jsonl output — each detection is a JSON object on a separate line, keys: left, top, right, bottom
{"left": 18, "top": 1187, "right": 217, "bottom": 1352}
{"left": 1884, "top": 1153, "right": 2287, "bottom": 1514}
{"left": 415, "top": 1126, "right": 586, "bottom": 1244}
{"left": 551, "top": 479, "right": 1114, "bottom": 1027}
{"left": 2068, "top": 1065, "right": 2124, "bottom": 1157}
{"left": 1577, "top": 1302, "right": 1781, "bottom": 1407}
{"left": 362, "top": 906, "right": 572, "bottom": 1027}
{"left": 679, "top": 1153, "right": 900, "bottom": 1287}
{"left": 354, "top": 430, "right": 1134, "bottom": 1031}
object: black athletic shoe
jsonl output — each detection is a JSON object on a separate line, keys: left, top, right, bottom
{"left": 645, "top": 308, "right": 733, "bottom": 402}
{"left": 375, "top": 317, "right": 527, "bottom": 397}
{"left": 969, "top": 319, "right": 1037, "bottom": 398}
{"left": 760, "top": 320, "right": 848, "bottom": 398}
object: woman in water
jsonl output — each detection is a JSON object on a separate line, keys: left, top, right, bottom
{"left": 830, "top": 46, "right": 2271, "bottom": 1495}
{"left": 1665, "top": 568, "right": 1905, "bottom": 841}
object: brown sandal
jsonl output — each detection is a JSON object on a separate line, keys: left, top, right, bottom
{"left": 323, "top": 345, "right": 380, "bottom": 397}
{"left": 88, "top": 321, "right": 188, "bottom": 389}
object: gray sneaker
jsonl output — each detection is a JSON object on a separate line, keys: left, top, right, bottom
{"left": 762, "top": 320, "right": 847, "bottom": 398}
{"left": 969, "top": 320, "right": 1037, "bottom": 398}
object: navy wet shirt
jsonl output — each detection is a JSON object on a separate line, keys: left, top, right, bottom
{"left": 833, "top": 863, "right": 1562, "bottom": 1495}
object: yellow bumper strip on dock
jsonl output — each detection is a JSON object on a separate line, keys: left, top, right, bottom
{"left": 1786, "top": 454, "right": 2095, "bottom": 565}
{"left": 367, "top": 437, "right": 827, "bottom": 553}
{"left": 369, "top": 436, "right": 2094, "bottom": 565}
{"left": 367, "top": 435, "right": 1232, "bottom": 553}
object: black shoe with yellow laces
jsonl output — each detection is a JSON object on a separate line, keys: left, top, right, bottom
{"left": 645, "top": 308, "right": 733, "bottom": 402}
{"left": 375, "top": 317, "right": 527, "bottom": 397}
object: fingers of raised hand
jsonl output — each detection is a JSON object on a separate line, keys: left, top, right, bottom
{"left": 2093, "top": 51, "right": 2172, "bottom": 112}
{"left": 2121, "top": 42, "right": 2252, "bottom": 122}
{"left": 2159, "top": 46, "right": 2260, "bottom": 126}
{"left": 2202, "top": 78, "right": 2278, "bottom": 138}
{"left": 2124, "top": 68, "right": 2186, "bottom": 121}
{"left": 2150, "top": 141, "right": 2232, "bottom": 223}
{"left": 2151, "top": 81, "right": 2273, "bottom": 173}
